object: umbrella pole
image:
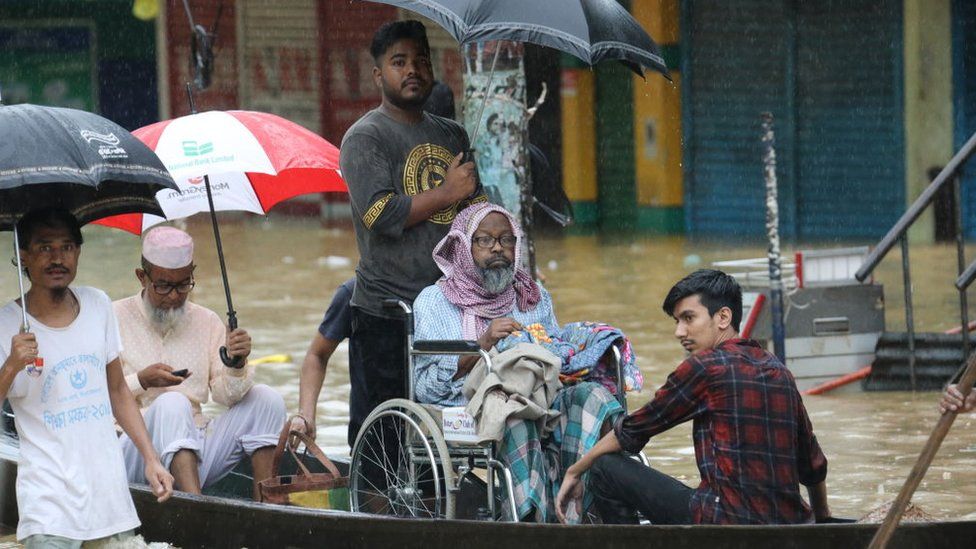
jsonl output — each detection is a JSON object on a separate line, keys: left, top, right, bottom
{"left": 203, "top": 174, "right": 243, "bottom": 368}
{"left": 184, "top": 83, "right": 242, "bottom": 367}
{"left": 12, "top": 226, "right": 29, "bottom": 333}
{"left": 466, "top": 44, "right": 502, "bottom": 149}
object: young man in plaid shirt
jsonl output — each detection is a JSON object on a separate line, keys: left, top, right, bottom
{"left": 555, "top": 269, "right": 831, "bottom": 525}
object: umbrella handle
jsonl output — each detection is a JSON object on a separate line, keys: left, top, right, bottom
{"left": 220, "top": 346, "right": 245, "bottom": 369}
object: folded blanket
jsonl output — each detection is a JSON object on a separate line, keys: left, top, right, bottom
{"left": 462, "top": 343, "right": 563, "bottom": 444}
{"left": 496, "top": 321, "right": 643, "bottom": 395}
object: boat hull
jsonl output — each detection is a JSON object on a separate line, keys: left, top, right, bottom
{"left": 1, "top": 434, "right": 974, "bottom": 548}
{"left": 128, "top": 484, "right": 975, "bottom": 549}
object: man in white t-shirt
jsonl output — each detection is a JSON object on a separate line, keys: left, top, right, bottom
{"left": 0, "top": 208, "right": 173, "bottom": 547}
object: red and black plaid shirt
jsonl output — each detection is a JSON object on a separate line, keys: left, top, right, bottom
{"left": 615, "top": 338, "right": 828, "bottom": 524}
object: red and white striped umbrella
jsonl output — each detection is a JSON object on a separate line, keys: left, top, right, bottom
{"left": 96, "top": 110, "right": 345, "bottom": 234}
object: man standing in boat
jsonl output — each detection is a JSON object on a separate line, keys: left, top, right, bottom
{"left": 555, "top": 269, "right": 831, "bottom": 525}
{"left": 340, "top": 19, "right": 484, "bottom": 447}
{"left": 0, "top": 208, "right": 173, "bottom": 546}
{"left": 114, "top": 226, "right": 286, "bottom": 500}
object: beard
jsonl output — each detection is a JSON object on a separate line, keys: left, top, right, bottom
{"left": 381, "top": 78, "right": 432, "bottom": 110}
{"left": 142, "top": 291, "right": 186, "bottom": 334}
{"left": 479, "top": 263, "right": 515, "bottom": 295}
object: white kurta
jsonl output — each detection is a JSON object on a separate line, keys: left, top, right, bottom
{"left": 113, "top": 294, "right": 253, "bottom": 428}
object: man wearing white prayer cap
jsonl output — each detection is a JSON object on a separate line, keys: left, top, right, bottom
{"left": 114, "top": 226, "right": 286, "bottom": 500}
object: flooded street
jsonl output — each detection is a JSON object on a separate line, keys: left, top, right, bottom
{"left": 2, "top": 217, "right": 975, "bottom": 521}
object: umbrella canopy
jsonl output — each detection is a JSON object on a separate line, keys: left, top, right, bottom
{"left": 0, "top": 104, "right": 177, "bottom": 230}
{"left": 95, "top": 110, "right": 346, "bottom": 234}
{"left": 364, "top": 0, "right": 669, "bottom": 77}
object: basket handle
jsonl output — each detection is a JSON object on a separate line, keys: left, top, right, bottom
{"left": 270, "top": 415, "right": 342, "bottom": 479}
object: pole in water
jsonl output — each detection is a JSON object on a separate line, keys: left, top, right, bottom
{"left": 760, "top": 112, "right": 786, "bottom": 362}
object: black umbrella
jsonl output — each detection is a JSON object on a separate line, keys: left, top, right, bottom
{"left": 0, "top": 103, "right": 177, "bottom": 331}
{"left": 363, "top": 0, "right": 669, "bottom": 77}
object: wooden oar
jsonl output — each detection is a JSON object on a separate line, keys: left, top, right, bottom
{"left": 867, "top": 350, "right": 976, "bottom": 548}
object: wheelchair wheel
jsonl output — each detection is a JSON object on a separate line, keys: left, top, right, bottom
{"left": 349, "top": 399, "right": 456, "bottom": 519}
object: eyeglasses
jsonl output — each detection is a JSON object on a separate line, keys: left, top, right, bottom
{"left": 472, "top": 235, "right": 517, "bottom": 249}
{"left": 145, "top": 274, "right": 195, "bottom": 295}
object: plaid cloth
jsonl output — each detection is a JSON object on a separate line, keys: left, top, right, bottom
{"left": 499, "top": 382, "right": 624, "bottom": 522}
{"left": 615, "top": 338, "right": 828, "bottom": 524}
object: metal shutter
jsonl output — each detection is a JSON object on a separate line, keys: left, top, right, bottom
{"left": 954, "top": 0, "right": 976, "bottom": 237}
{"left": 794, "top": 0, "right": 903, "bottom": 239}
{"left": 683, "top": 0, "right": 903, "bottom": 240}
{"left": 682, "top": 0, "right": 793, "bottom": 238}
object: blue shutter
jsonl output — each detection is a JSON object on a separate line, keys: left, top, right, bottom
{"left": 794, "top": 0, "right": 903, "bottom": 239}
{"left": 683, "top": 0, "right": 903, "bottom": 239}
{"left": 954, "top": 0, "right": 976, "bottom": 238}
{"left": 682, "top": 0, "right": 794, "bottom": 238}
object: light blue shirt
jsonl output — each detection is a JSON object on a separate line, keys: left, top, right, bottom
{"left": 412, "top": 283, "right": 558, "bottom": 406}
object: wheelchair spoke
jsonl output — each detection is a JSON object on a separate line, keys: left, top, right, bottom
{"left": 351, "top": 407, "right": 449, "bottom": 519}
{"left": 362, "top": 423, "right": 396, "bottom": 494}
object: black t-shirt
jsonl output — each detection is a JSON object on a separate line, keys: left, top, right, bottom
{"left": 340, "top": 109, "right": 485, "bottom": 317}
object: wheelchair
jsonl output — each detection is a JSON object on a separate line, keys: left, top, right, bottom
{"left": 347, "top": 299, "right": 642, "bottom": 521}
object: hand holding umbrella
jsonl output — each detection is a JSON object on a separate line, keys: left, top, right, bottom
{"left": 6, "top": 331, "right": 39, "bottom": 375}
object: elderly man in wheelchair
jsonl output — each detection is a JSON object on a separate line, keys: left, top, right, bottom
{"left": 348, "top": 203, "right": 640, "bottom": 523}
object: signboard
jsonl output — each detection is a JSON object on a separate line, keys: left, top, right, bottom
{"left": 0, "top": 22, "right": 97, "bottom": 111}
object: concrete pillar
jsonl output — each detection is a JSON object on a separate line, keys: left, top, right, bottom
{"left": 904, "top": 0, "right": 953, "bottom": 242}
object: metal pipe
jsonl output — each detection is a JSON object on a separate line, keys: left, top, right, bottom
{"left": 955, "top": 175, "right": 970, "bottom": 358}
{"left": 613, "top": 345, "right": 625, "bottom": 408}
{"left": 857, "top": 130, "right": 976, "bottom": 282}
{"left": 486, "top": 447, "right": 496, "bottom": 520}
{"left": 761, "top": 112, "right": 786, "bottom": 362}
{"left": 956, "top": 258, "right": 976, "bottom": 291}
{"left": 901, "top": 236, "right": 917, "bottom": 391}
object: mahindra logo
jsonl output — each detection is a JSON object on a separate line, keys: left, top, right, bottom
{"left": 187, "top": 176, "right": 205, "bottom": 185}
{"left": 79, "top": 130, "right": 121, "bottom": 146}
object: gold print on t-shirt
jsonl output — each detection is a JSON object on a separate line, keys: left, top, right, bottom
{"left": 403, "top": 143, "right": 458, "bottom": 224}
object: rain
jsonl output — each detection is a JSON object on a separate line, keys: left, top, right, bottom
{"left": 1, "top": 0, "right": 976, "bottom": 546}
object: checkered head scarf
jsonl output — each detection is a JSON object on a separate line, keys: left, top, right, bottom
{"left": 433, "top": 203, "right": 541, "bottom": 340}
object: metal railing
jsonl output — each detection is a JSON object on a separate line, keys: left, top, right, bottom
{"left": 855, "top": 130, "right": 976, "bottom": 389}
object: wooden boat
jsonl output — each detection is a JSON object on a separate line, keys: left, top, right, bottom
{"left": 1, "top": 432, "right": 974, "bottom": 548}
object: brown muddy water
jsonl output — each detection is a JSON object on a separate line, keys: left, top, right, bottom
{"left": 1, "top": 216, "right": 975, "bottom": 521}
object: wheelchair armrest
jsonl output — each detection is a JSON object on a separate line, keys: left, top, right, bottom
{"left": 413, "top": 340, "right": 481, "bottom": 354}
{"left": 382, "top": 299, "right": 412, "bottom": 315}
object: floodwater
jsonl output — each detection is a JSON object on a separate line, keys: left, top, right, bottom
{"left": 2, "top": 216, "right": 975, "bottom": 522}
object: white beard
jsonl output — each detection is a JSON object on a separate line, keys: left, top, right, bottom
{"left": 480, "top": 264, "right": 515, "bottom": 295}
{"left": 141, "top": 291, "right": 186, "bottom": 335}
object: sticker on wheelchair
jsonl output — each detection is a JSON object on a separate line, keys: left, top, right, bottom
{"left": 441, "top": 407, "right": 478, "bottom": 443}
